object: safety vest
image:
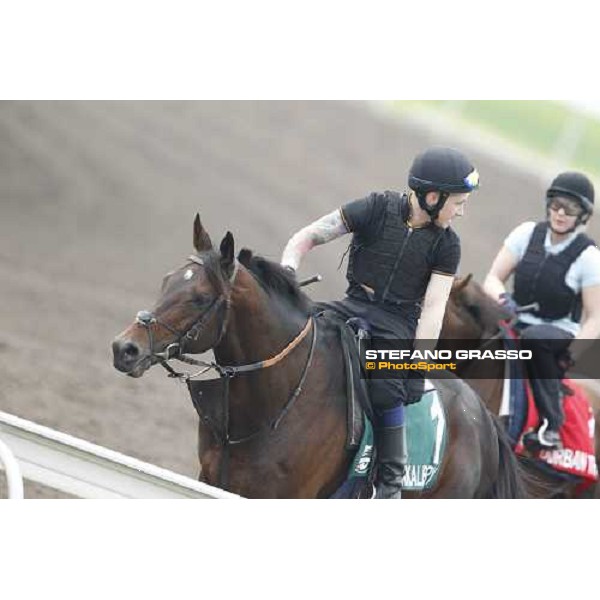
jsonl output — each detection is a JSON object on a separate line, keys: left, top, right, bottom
{"left": 513, "top": 222, "right": 594, "bottom": 322}
{"left": 346, "top": 192, "right": 448, "bottom": 322}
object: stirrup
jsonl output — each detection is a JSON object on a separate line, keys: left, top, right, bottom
{"left": 375, "top": 483, "right": 402, "bottom": 500}
{"left": 537, "top": 419, "right": 562, "bottom": 449}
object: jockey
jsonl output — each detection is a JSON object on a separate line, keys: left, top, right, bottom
{"left": 281, "top": 147, "right": 479, "bottom": 499}
{"left": 483, "top": 172, "right": 600, "bottom": 449}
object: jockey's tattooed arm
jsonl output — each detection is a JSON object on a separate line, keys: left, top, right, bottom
{"left": 281, "top": 209, "right": 349, "bottom": 271}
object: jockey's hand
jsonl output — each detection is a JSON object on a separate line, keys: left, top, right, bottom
{"left": 283, "top": 265, "right": 296, "bottom": 276}
{"left": 405, "top": 367, "right": 425, "bottom": 405}
{"left": 499, "top": 292, "right": 518, "bottom": 317}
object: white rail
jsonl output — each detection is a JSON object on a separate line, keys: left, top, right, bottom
{"left": 0, "top": 411, "right": 240, "bottom": 499}
{"left": 0, "top": 435, "right": 24, "bottom": 499}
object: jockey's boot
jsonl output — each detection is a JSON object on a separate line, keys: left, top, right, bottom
{"left": 375, "top": 424, "right": 407, "bottom": 499}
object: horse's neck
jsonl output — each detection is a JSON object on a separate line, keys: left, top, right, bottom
{"left": 462, "top": 339, "right": 505, "bottom": 415}
{"left": 215, "top": 270, "right": 307, "bottom": 366}
{"left": 467, "top": 375, "right": 504, "bottom": 415}
{"left": 211, "top": 269, "right": 312, "bottom": 441}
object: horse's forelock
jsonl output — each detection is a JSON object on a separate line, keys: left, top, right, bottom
{"left": 186, "top": 249, "right": 228, "bottom": 291}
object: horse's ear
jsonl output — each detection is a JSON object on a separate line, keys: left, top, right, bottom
{"left": 453, "top": 273, "right": 473, "bottom": 292}
{"left": 220, "top": 231, "right": 235, "bottom": 276}
{"left": 238, "top": 248, "right": 253, "bottom": 267}
{"left": 193, "top": 213, "right": 213, "bottom": 252}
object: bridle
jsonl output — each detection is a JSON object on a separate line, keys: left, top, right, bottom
{"left": 134, "top": 254, "right": 315, "bottom": 380}
{"left": 135, "top": 254, "right": 237, "bottom": 377}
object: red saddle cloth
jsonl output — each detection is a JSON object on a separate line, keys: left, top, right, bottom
{"left": 515, "top": 379, "right": 598, "bottom": 484}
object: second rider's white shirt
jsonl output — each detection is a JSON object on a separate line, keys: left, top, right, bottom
{"left": 504, "top": 221, "right": 600, "bottom": 336}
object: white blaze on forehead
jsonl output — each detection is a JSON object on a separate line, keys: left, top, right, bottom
{"left": 184, "top": 269, "right": 194, "bottom": 280}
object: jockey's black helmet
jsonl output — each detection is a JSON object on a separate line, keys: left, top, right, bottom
{"left": 546, "top": 171, "right": 594, "bottom": 216}
{"left": 408, "top": 147, "right": 480, "bottom": 195}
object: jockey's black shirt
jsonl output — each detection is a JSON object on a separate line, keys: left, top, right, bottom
{"left": 340, "top": 191, "right": 460, "bottom": 328}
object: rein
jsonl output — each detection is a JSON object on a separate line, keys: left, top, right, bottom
{"left": 451, "top": 330, "right": 506, "bottom": 368}
{"left": 451, "top": 301, "right": 539, "bottom": 368}
{"left": 174, "top": 315, "right": 314, "bottom": 379}
{"left": 224, "top": 318, "right": 317, "bottom": 444}
{"left": 199, "top": 315, "right": 317, "bottom": 490}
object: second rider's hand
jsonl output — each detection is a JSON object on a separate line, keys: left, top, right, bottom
{"left": 499, "top": 292, "right": 518, "bottom": 317}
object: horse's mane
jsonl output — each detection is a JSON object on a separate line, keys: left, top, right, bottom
{"left": 237, "top": 248, "right": 312, "bottom": 315}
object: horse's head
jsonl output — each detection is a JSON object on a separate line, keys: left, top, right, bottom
{"left": 442, "top": 274, "right": 511, "bottom": 341}
{"left": 112, "top": 214, "right": 237, "bottom": 377}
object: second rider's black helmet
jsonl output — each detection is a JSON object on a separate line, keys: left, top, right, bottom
{"left": 408, "top": 146, "right": 479, "bottom": 219}
{"left": 546, "top": 171, "right": 594, "bottom": 215}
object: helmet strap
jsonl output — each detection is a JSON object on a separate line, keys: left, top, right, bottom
{"left": 417, "top": 190, "right": 450, "bottom": 221}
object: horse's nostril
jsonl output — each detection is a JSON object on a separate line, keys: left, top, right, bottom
{"left": 122, "top": 342, "right": 140, "bottom": 360}
{"left": 112, "top": 339, "right": 141, "bottom": 366}
{"left": 112, "top": 338, "right": 147, "bottom": 374}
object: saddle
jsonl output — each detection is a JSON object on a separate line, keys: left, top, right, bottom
{"left": 326, "top": 313, "right": 374, "bottom": 449}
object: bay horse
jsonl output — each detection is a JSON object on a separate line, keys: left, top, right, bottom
{"left": 441, "top": 275, "right": 600, "bottom": 498}
{"left": 112, "top": 214, "right": 527, "bottom": 499}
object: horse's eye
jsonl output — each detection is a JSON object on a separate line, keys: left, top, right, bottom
{"left": 192, "top": 293, "right": 210, "bottom": 307}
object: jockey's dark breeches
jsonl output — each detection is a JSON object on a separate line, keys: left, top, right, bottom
{"left": 316, "top": 296, "right": 416, "bottom": 413}
{"left": 517, "top": 322, "right": 574, "bottom": 430}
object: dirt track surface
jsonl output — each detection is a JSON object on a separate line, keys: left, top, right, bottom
{"left": 2, "top": 101, "right": 598, "bottom": 498}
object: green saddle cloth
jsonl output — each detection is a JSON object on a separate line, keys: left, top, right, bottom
{"left": 348, "top": 384, "right": 448, "bottom": 492}
{"left": 401, "top": 386, "right": 448, "bottom": 491}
